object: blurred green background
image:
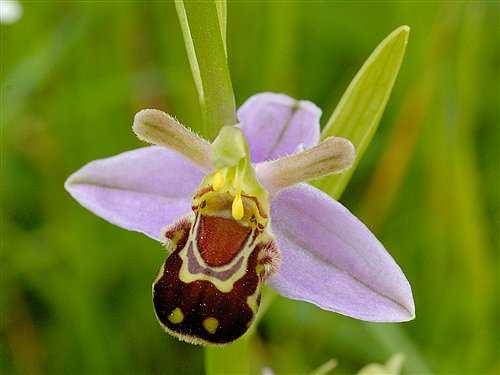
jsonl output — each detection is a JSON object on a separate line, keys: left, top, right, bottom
{"left": 1, "top": 1, "right": 499, "bottom": 374}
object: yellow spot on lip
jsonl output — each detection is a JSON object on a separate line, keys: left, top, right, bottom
{"left": 232, "top": 193, "right": 244, "bottom": 220}
{"left": 212, "top": 171, "right": 225, "bottom": 191}
{"left": 168, "top": 308, "right": 184, "bottom": 324}
{"left": 203, "top": 317, "right": 219, "bottom": 334}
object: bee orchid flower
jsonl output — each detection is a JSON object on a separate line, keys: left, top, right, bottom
{"left": 65, "top": 93, "right": 414, "bottom": 345}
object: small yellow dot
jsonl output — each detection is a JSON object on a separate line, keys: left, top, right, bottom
{"left": 232, "top": 193, "right": 244, "bottom": 220}
{"left": 203, "top": 317, "right": 219, "bottom": 334}
{"left": 168, "top": 308, "right": 184, "bottom": 324}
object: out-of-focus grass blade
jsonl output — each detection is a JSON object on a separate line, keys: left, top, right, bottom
{"left": 450, "top": 5, "right": 494, "bottom": 372}
{"left": 215, "top": 0, "right": 227, "bottom": 53}
{"left": 1, "top": 14, "right": 89, "bottom": 125}
{"left": 316, "top": 26, "right": 409, "bottom": 198}
{"left": 309, "top": 359, "right": 337, "bottom": 375}
{"left": 175, "top": 0, "right": 235, "bottom": 140}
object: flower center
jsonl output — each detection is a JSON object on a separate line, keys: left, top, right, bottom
{"left": 192, "top": 163, "right": 268, "bottom": 230}
{"left": 192, "top": 125, "right": 269, "bottom": 229}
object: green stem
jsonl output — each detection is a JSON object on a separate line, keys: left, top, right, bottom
{"left": 175, "top": 0, "right": 236, "bottom": 140}
{"left": 176, "top": 2, "right": 250, "bottom": 374}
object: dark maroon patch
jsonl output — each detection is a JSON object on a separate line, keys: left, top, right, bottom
{"left": 153, "top": 229, "right": 261, "bottom": 344}
{"left": 197, "top": 215, "right": 251, "bottom": 267}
